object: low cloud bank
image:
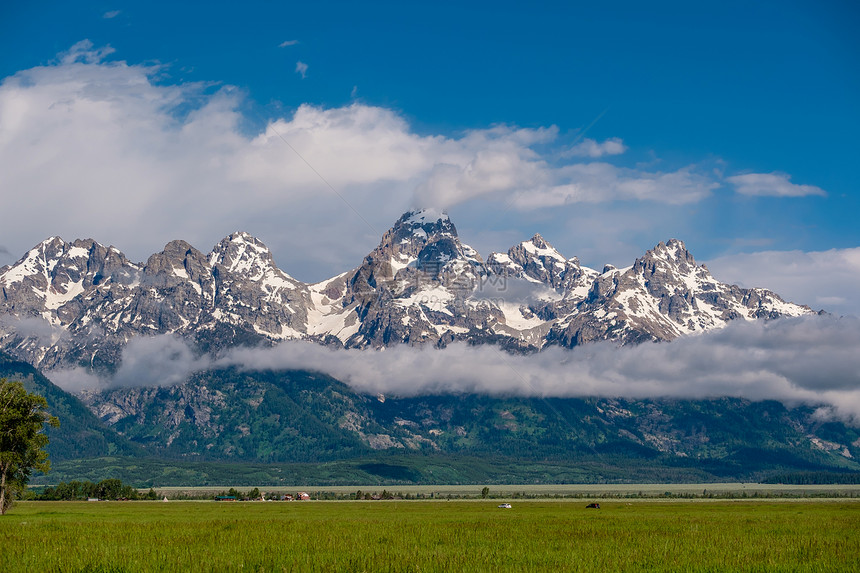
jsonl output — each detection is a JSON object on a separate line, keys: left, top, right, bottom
{"left": 47, "top": 315, "right": 860, "bottom": 423}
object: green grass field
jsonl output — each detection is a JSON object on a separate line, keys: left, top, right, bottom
{"left": 2, "top": 500, "right": 858, "bottom": 572}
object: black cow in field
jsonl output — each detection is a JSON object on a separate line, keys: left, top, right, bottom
{"left": 586, "top": 503, "right": 600, "bottom": 509}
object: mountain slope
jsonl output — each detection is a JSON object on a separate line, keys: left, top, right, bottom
{"left": 77, "top": 366, "right": 860, "bottom": 476}
{"left": 3, "top": 354, "right": 856, "bottom": 481}
{"left": 80, "top": 368, "right": 374, "bottom": 462}
{"left": 0, "top": 351, "right": 140, "bottom": 460}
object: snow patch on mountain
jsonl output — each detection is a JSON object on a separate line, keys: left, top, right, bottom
{"left": 405, "top": 208, "right": 448, "bottom": 225}
{"left": 0, "top": 211, "right": 815, "bottom": 371}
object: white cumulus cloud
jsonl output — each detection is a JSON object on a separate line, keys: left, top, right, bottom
{"left": 727, "top": 172, "right": 827, "bottom": 197}
{"left": 565, "top": 137, "right": 627, "bottom": 158}
{"left": 0, "top": 42, "right": 832, "bottom": 284}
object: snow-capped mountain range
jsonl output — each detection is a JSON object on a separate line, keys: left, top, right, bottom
{"left": 0, "top": 208, "right": 812, "bottom": 372}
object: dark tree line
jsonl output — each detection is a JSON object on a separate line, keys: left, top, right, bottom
{"left": 37, "top": 478, "right": 157, "bottom": 501}
{"left": 762, "top": 471, "right": 860, "bottom": 485}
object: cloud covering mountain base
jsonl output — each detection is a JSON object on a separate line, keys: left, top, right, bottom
{"left": 50, "top": 315, "right": 860, "bottom": 423}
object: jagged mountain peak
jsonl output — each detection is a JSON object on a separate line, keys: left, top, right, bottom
{"left": 0, "top": 216, "right": 816, "bottom": 370}
{"left": 0, "top": 236, "right": 135, "bottom": 288}
{"left": 547, "top": 238, "right": 813, "bottom": 348}
{"left": 209, "top": 231, "right": 301, "bottom": 293}
{"left": 221, "top": 230, "right": 275, "bottom": 250}
{"left": 144, "top": 240, "right": 207, "bottom": 273}
{"left": 150, "top": 239, "right": 201, "bottom": 260}
{"left": 401, "top": 207, "right": 450, "bottom": 225}
{"left": 228, "top": 230, "right": 257, "bottom": 241}
{"left": 643, "top": 238, "right": 696, "bottom": 265}
{"left": 15, "top": 236, "right": 67, "bottom": 257}
{"left": 2, "top": 238, "right": 56, "bottom": 277}
{"left": 485, "top": 233, "right": 596, "bottom": 297}
{"left": 11, "top": 236, "right": 71, "bottom": 276}
{"left": 631, "top": 240, "right": 709, "bottom": 293}
{"left": 527, "top": 232, "right": 550, "bottom": 248}
{"left": 217, "top": 230, "right": 265, "bottom": 248}
{"left": 38, "top": 235, "right": 65, "bottom": 248}
{"left": 210, "top": 232, "right": 277, "bottom": 269}
{"left": 393, "top": 208, "right": 457, "bottom": 240}
{"left": 517, "top": 234, "right": 567, "bottom": 262}
{"left": 365, "top": 208, "right": 470, "bottom": 266}
{"left": 630, "top": 239, "right": 702, "bottom": 290}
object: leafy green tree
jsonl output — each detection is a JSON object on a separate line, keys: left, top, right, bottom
{"left": 36, "top": 479, "right": 141, "bottom": 501}
{"left": 1, "top": 379, "right": 59, "bottom": 514}
{"left": 481, "top": 486, "right": 490, "bottom": 499}
{"left": 55, "top": 481, "right": 78, "bottom": 500}
{"left": 97, "top": 478, "right": 125, "bottom": 500}
{"left": 83, "top": 480, "right": 99, "bottom": 499}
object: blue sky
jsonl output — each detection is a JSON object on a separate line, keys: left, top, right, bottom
{"left": 1, "top": 0, "right": 858, "bottom": 314}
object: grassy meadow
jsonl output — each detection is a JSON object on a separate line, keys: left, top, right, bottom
{"left": 2, "top": 499, "right": 858, "bottom": 572}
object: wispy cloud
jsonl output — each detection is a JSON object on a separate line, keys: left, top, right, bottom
{"left": 112, "top": 334, "right": 208, "bottom": 387}
{"left": 59, "top": 39, "right": 115, "bottom": 65}
{"left": 295, "top": 61, "right": 308, "bottom": 79}
{"left": 279, "top": 40, "right": 299, "bottom": 47}
{"left": 564, "top": 137, "right": 627, "bottom": 158}
{"left": 214, "top": 316, "right": 860, "bottom": 421}
{"left": 727, "top": 172, "right": 827, "bottom": 197}
{"left": 102, "top": 10, "right": 121, "bottom": 19}
{"left": 47, "top": 315, "right": 860, "bottom": 423}
{"left": 0, "top": 316, "right": 66, "bottom": 347}
{"left": 411, "top": 128, "right": 715, "bottom": 209}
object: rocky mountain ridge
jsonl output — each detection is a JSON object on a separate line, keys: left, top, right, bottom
{"left": 0, "top": 209, "right": 812, "bottom": 372}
